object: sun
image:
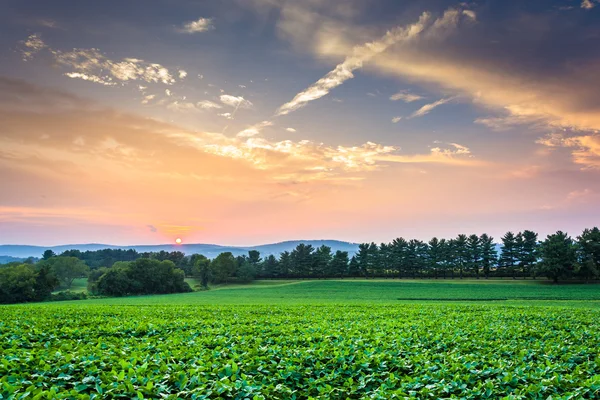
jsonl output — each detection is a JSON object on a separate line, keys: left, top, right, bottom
{"left": 175, "top": 238, "right": 182, "bottom": 245}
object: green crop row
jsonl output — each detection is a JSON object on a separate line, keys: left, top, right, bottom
{"left": 1, "top": 304, "right": 599, "bottom": 399}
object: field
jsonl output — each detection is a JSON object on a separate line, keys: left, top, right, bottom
{"left": 2, "top": 280, "right": 600, "bottom": 398}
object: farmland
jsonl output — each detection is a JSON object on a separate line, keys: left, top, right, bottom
{"left": 2, "top": 281, "right": 600, "bottom": 398}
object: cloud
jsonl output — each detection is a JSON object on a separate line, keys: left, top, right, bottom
{"left": 178, "top": 70, "right": 188, "bottom": 79}
{"left": 218, "top": 112, "right": 233, "bottom": 119}
{"left": 275, "top": 12, "right": 431, "bottom": 116}
{"left": 410, "top": 97, "right": 455, "bottom": 118}
{"left": 581, "top": 0, "right": 595, "bottom": 9}
{"left": 141, "top": 94, "right": 156, "bottom": 104}
{"left": 0, "top": 76, "right": 485, "bottom": 201}
{"left": 20, "top": 34, "right": 46, "bottom": 61}
{"left": 567, "top": 188, "right": 593, "bottom": 201}
{"left": 391, "top": 117, "right": 402, "bottom": 123}
{"left": 237, "top": 121, "right": 273, "bottom": 138}
{"left": 390, "top": 91, "right": 424, "bottom": 102}
{"left": 197, "top": 100, "right": 222, "bottom": 109}
{"left": 167, "top": 100, "right": 223, "bottom": 112}
{"left": 19, "top": 36, "right": 178, "bottom": 86}
{"left": 269, "top": 2, "right": 600, "bottom": 136}
{"left": 179, "top": 17, "right": 215, "bottom": 33}
{"left": 64, "top": 72, "right": 116, "bottom": 86}
{"left": 220, "top": 94, "right": 253, "bottom": 108}
{"left": 147, "top": 224, "right": 158, "bottom": 233}
{"left": 537, "top": 133, "right": 600, "bottom": 169}
{"left": 286, "top": 127, "right": 297, "bottom": 132}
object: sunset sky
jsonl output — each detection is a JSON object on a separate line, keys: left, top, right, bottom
{"left": 1, "top": 0, "right": 599, "bottom": 246}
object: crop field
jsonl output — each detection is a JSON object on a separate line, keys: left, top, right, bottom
{"left": 65, "top": 279, "right": 600, "bottom": 307}
{"left": 2, "top": 281, "right": 600, "bottom": 399}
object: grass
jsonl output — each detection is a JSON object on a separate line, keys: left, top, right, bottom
{"left": 52, "top": 277, "right": 88, "bottom": 293}
{"left": 40, "top": 279, "right": 600, "bottom": 308}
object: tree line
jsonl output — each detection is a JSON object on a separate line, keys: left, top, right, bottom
{"left": 1, "top": 227, "right": 598, "bottom": 303}
{"left": 186, "top": 228, "right": 599, "bottom": 285}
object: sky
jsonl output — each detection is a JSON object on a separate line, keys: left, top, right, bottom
{"left": 0, "top": 0, "right": 599, "bottom": 246}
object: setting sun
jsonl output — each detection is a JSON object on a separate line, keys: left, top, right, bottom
{"left": 175, "top": 238, "right": 182, "bottom": 245}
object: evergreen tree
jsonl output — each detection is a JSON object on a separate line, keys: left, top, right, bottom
{"left": 479, "top": 234, "right": 497, "bottom": 278}
{"left": 278, "top": 251, "right": 292, "bottom": 278}
{"left": 348, "top": 256, "right": 360, "bottom": 277}
{"left": 290, "top": 244, "right": 315, "bottom": 277}
{"left": 538, "top": 231, "right": 577, "bottom": 283}
{"left": 519, "top": 230, "right": 539, "bottom": 278}
{"left": 454, "top": 234, "right": 469, "bottom": 279}
{"left": 313, "top": 245, "right": 333, "bottom": 277}
{"left": 427, "top": 237, "right": 442, "bottom": 278}
{"left": 499, "top": 231, "right": 518, "bottom": 277}
{"left": 576, "top": 227, "right": 600, "bottom": 282}
{"left": 391, "top": 238, "right": 408, "bottom": 278}
{"left": 467, "top": 234, "right": 482, "bottom": 278}
{"left": 262, "top": 255, "right": 279, "bottom": 278}
{"left": 330, "top": 251, "right": 349, "bottom": 277}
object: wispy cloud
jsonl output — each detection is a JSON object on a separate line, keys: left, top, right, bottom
{"left": 220, "top": 94, "right": 253, "bottom": 109}
{"left": 390, "top": 91, "right": 424, "bottom": 102}
{"left": 197, "top": 100, "right": 222, "bottom": 109}
{"left": 19, "top": 35, "right": 178, "bottom": 87}
{"left": 392, "top": 116, "right": 402, "bottom": 123}
{"left": 537, "top": 133, "right": 600, "bottom": 169}
{"left": 237, "top": 121, "right": 273, "bottom": 138}
{"left": 410, "top": 97, "right": 455, "bottom": 118}
{"left": 286, "top": 127, "right": 297, "bottom": 132}
{"left": 147, "top": 224, "right": 158, "bottom": 233}
{"left": 64, "top": 72, "right": 116, "bottom": 86}
{"left": 179, "top": 17, "right": 214, "bottom": 33}
{"left": 581, "top": 0, "right": 596, "bottom": 9}
{"left": 20, "top": 34, "right": 46, "bottom": 61}
{"left": 275, "top": 12, "right": 431, "bottom": 116}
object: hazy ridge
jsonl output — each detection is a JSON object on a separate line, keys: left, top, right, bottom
{"left": 0, "top": 240, "right": 360, "bottom": 260}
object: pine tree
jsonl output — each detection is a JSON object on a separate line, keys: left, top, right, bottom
{"left": 499, "top": 231, "right": 518, "bottom": 277}
{"left": 479, "top": 234, "right": 497, "bottom": 278}
{"left": 467, "top": 234, "right": 482, "bottom": 278}
{"left": 538, "top": 231, "right": 576, "bottom": 283}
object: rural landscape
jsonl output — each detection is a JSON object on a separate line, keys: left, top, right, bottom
{"left": 2, "top": 0, "right": 600, "bottom": 398}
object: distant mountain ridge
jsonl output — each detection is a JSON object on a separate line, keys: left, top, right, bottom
{"left": 0, "top": 240, "right": 360, "bottom": 260}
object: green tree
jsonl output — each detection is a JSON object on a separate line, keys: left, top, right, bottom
{"left": 576, "top": 227, "right": 600, "bottom": 282}
{"left": 519, "top": 230, "right": 539, "bottom": 278}
{"left": 347, "top": 256, "right": 360, "bottom": 277}
{"left": 236, "top": 261, "right": 256, "bottom": 283}
{"left": 262, "top": 255, "right": 279, "bottom": 277}
{"left": 454, "top": 234, "right": 469, "bottom": 279}
{"left": 211, "top": 252, "right": 237, "bottom": 284}
{"left": 247, "top": 250, "right": 262, "bottom": 276}
{"left": 0, "top": 264, "right": 37, "bottom": 303}
{"left": 290, "top": 244, "right": 315, "bottom": 277}
{"left": 538, "top": 231, "right": 577, "bottom": 283}
{"left": 391, "top": 238, "right": 408, "bottom": 278}
{"left": 479, "top": 234, "right": 497, "bottom": 278}
{"left": 42, "top": 250, "right": 56, "bottom": 260}
{"left": 330, "top": 250, "right": 349, "bottom": 277}
{"left": 87, "top": 267, "right": 110, "bottom": 293}
{"left": 279, "top": 251, "right": 292, "bottom": 278}
{"left": 499, "top": 232, "right": 518, "bottom": 277}
{"left": 428, "top": 237, "right": 443, "bottom": 278}
{"left": 47, "top": 256, "right": 89, "bottom": 289}
{"left": 467, "top": 234, "right": 482, "bottom": 278}
{"left": 192, "top": 255, "right": 211, "bottom": 289}
{"left": 33, "top": 264, "right": 59, "bottom": 301}
{"left": 313, "top": 245, "right": 332, "bottom": 277}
